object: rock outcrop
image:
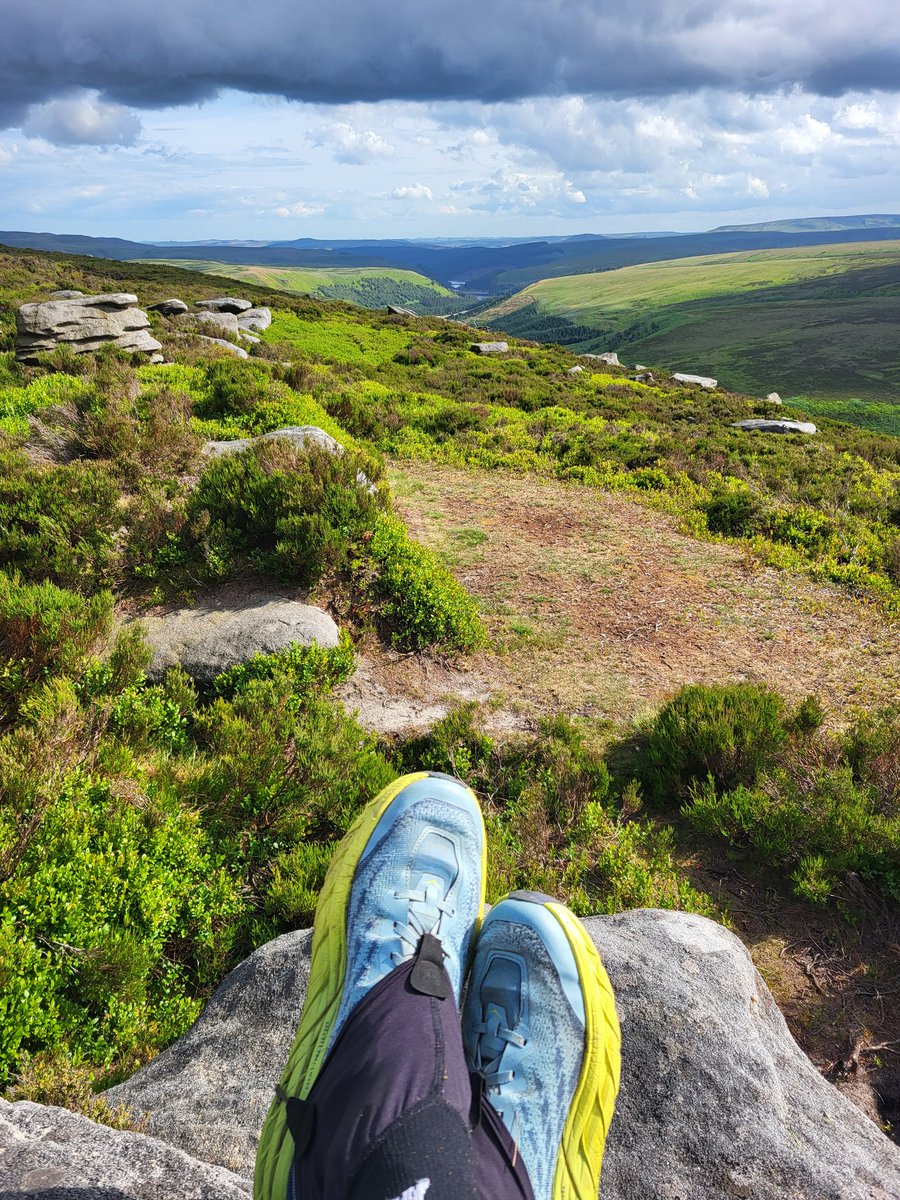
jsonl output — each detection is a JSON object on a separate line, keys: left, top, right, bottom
{"left": 765, "top": 391, "right": 783, "bottom": 404}
{"left": 179, "top": 311, "right": 240, "bottom": 337}
{"left": 15, "top": 294, "right": 162, "bottom": 363}
{"left": 733, "top": 418, "right": 817, "bottom": 434}
{"left": 386, "top": 304, "right": 417, "bottom": 316}
{"left": 470, "top": 341, "right": 508, "bottom": 354}
{"left": 672, "top": 371, "right": 717, "bottom": 389}
{"left": 48, "top": 289, "right": 84, "bottom": 299}
{"left": 567, "top": 365, "right": 585, "bottom": 375}
{"left": 0, "top": 1099, "right": 250, "bottom": 1199}
{"left": 141, "top": 596, "right": 340, "bottom": 684}
{"left": 105, "top": 911, "right": 899, "bottom": 1199}
{"left": 201, "top": 425, "right": 343, "bottom": 460}
{"left": 195, "top": 298, "right": 252, "bottom": 314}
{"left": 580, "top": 351, "right": 620, "bottom": 366}
{"left": 148, "top": 299, "right": 189, "bottom": 316}
{"left": 237, "top": 308, "right": 272, "bottom": 332}
{"left": 197, "top": 335, "right": 249, "bottom": 358}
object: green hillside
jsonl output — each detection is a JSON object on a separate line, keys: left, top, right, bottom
{"left": 143, "top": 259, "right": 459, "bottom": 314}
{"left": 479, "top": 242, "right": 900, "bottom": 431}
{"left": 1, "top": 245, "right": 898, "bottom": 1123}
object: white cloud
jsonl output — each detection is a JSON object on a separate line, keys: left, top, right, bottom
{"left": 22, "top": 91, "right": 141, "bottom": 146}
{"left": 323, "top": 122, "right": 394, "bottom": 164}
{"left": 746, "top": 175, "right": 769, "bottom": 197}
{"left": 274, "top": 201, "right": 325, "bottom": 218}
{"left": 392, "top": 182, "right": 434, "bottom": 200}
{"left": 0, "top": 141, "right": 17, "bottom": 165}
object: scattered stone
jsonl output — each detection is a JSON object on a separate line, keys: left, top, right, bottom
{"left": 733, "top": 418, "right": 817, "bottom": 435}
{"left": 197, "top": 335, "right": 249, "bottom": 359}
{"left": 239, "top": 332, "right": 261, "bottom": 345}
{"left": 0, "top": 1099, "right": 250, "bottom": 1199}
{"left": 470, "top": 341, "right": 509, "bottom": 354}
{"left": 673, "top": 372, "right": 718, "bottom": 389}
{"left": 634, "top": 371, "right": 655, "bottom": 383}
{"left": 765, "top": 392, "right": 783, "bottom": 405}
{"left": 195, "top": 297, "right": 253, "bottom": 314}
{"left": 237, "top": 307, "right": 272, "bottom": 332}
{"left": 579, "top": 351, "right": 620, "bottom": 366}
{"left": 634, "top": 363, "right": 648, "bottom": 371}
{"left": 15, "top": 294, "right": 162, "bottom": 363}
{"left": 149, "top": 353, "right": 166, "bottom": 365}
{"left": 148, "top": 298, "right": 190, "bottom": 316}
{"left": 140, "top": 596, "right": 340, "bottom": 685}
{"left": 202, "top": 425, "right": 343, "bottom": 460}
{"left": 180, "top": 311, "right": 241, "bottom": 337}
{"left": 106, "top": 911, "right": 900, "bottom": 1196}
{"left": 48, "top": 289, "right": 84, "bottom": 299}
{"left": 386, "top": 304, "right": 417, "bottom": 316}
{"left": 567, "top": 365, "right": 585, "bottom": 375}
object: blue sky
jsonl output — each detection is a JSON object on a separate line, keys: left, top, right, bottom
{"left": 1, "top": 2, "right": 899, "bottom": 241}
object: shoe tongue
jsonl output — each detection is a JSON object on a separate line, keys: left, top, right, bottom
{"left": 481, "top": 956, "right": 522, "bottom": 1040}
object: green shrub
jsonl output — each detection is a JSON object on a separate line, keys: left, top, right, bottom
{"left": 211, "top": 635, "right": 356, "bottom": 701}
{"left": 705, "top": 490, "right": 761, "bottom": 536}
{"left": 189, "top": 440, "right": 385, "bottom": 587}
{"left": 645, "top": 682, "right": 786, "bottom": 799}
{"left": 366, "top": 514, "right": 486, "bottom": 651}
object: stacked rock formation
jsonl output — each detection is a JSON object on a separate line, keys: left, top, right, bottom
{"left": 15, "top": 293, "right": 162, "bottom": 363}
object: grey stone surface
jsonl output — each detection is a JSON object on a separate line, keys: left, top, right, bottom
{"left": 107, "top": 931, "right": 312, "bottom": 1179}
{"left": 470, "top": 341, "right": 508, "bottom": 354}
{"left": 238, "top": 332, "right": 260, "bottom": 345}
{"left": 734, "top": 418, "right": 817, "bottom": 434}
{"left": 579, "top": 351, "right": 620, "bottom": 366}
{"left": 567, "top": 365, "right": 585, "bottom": 375}
{"left": 0, "top": 1098, "right": 250, "bottom": 1199}
{"left": 765, "top": 391, "right": 783, "bottom": 403}
{"left": 386, "top": 304, "right": 417, "bottom": 316}
{"left": 195, "top": 298, "right": 252, "bottom": 314}
{"left": 672, "top": 371, "right": 718, "bottom": 388}
{"left": 148, "top": 299, "right": 189, "bottom": 316}
{"left": 48, "top": 289, "right": 84, "bottom": 299}
{"left": 179, "top": 311, "right": 240, "bottom": 337}
{"left": 196, "top": 335, "right": 248, "bottom": 359}
{"left": 141, "top": 597, "right": 340, "bottom": 684}
{"left": 15, "top": 295, "right": 162, "bottom": 363}
{"left": 106, "top": 912, "right": 900, "bottom": 1197}
{"left": 201, "top": 425, "right": 343, "bottom": 460}
{"left": 634, "top": 371, "right": 655, "bottom": 383}
{"left": 236, "top": 308, "right": 272, "bottom": 332}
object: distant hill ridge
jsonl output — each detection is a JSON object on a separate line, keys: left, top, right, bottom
{"left": 4, "top": 218, "right": 900, "bottom": 294}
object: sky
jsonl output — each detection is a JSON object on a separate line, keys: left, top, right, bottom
{"left": 0, "top": 1, "right": 899, "bottom": 242}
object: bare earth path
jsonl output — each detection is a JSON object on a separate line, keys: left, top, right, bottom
{"left": 340, "top": 459, "right": 899, "bottom": 734}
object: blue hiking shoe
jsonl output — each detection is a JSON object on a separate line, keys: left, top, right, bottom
{"left": 255, "top": 771, "right": 486, "bottom": 1200}
{"left": 462, "top": 891, "right": 621, "bottom": 1200}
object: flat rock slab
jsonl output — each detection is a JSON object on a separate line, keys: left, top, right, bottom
{"left": 202, "top": 425, "right": 343, "bottom": 460}
{"left": 237, "top": 308, "right": 272, "bottom": 332}
{"left": 196, "top": 298, "right": 252, "bottom": 314}
{"left": 386, "top": 305, "right": 417, "bottom": 316}
{"left": 470, "top": 341, "right": 508, "bottom": 354}
{"left": 141, "top": 597, "right": 340, "bottom": 684}
{"left": 197, "top": 335, "right": 248, "bottom": 359}
{"left": 48, "top": 289, "right": 84, "bottom": 299}
{"left": 734, "top": 418, "right": 817, "bottom": 434}
{"left": 0, "top": 1098, "right": 250, "bottom": 1199}
{"left": 673, "top": 372, "right": 718, "bottom": 388}
{"left": 15, "top": 295, "right": 161, "bottom": 363}
{"left": 107, "top": 911, "right": 900, "bottom": 1197}
{"left": 580, "top": 351, "right": 621, "bottom": 366}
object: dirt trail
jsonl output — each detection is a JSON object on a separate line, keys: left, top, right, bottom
{"left": 342, "top": 458, "right": 899, "bottom": 734}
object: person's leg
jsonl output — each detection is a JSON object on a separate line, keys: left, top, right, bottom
{"left": 254, "top": 772, "right": 492, "bottom": 1200}
{"left": 462, "top": 890, "right": 621, "bottom": 1200}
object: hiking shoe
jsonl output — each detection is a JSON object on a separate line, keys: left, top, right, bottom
{"left": 254, "top": 771, "right": 486, "bottom": 1200}
{"left": 462, "top": 891, "right": 621, "bottom": 1200}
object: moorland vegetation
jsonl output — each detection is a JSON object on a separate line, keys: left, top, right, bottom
{"left": 0, "top": 246, "right": 896, "bottom": 1129}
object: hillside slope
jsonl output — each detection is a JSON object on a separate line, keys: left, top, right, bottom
{"left": 478, "top": 241, "right": 900, "bottom": 427}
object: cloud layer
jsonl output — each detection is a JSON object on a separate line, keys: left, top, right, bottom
{"left": 1, "top": 0, "right": 899, "bottom": 133}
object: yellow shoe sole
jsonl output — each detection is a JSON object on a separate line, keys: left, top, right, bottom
{"left": 253, "top": 771, "right": 485, "bottom": 1200}
{"left": 544, "top": 901, "right": 621, "bottom": 1200}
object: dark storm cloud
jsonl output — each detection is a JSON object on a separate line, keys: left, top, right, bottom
{"left": 0, "top": 0, "right": 898, "bottom": 130}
